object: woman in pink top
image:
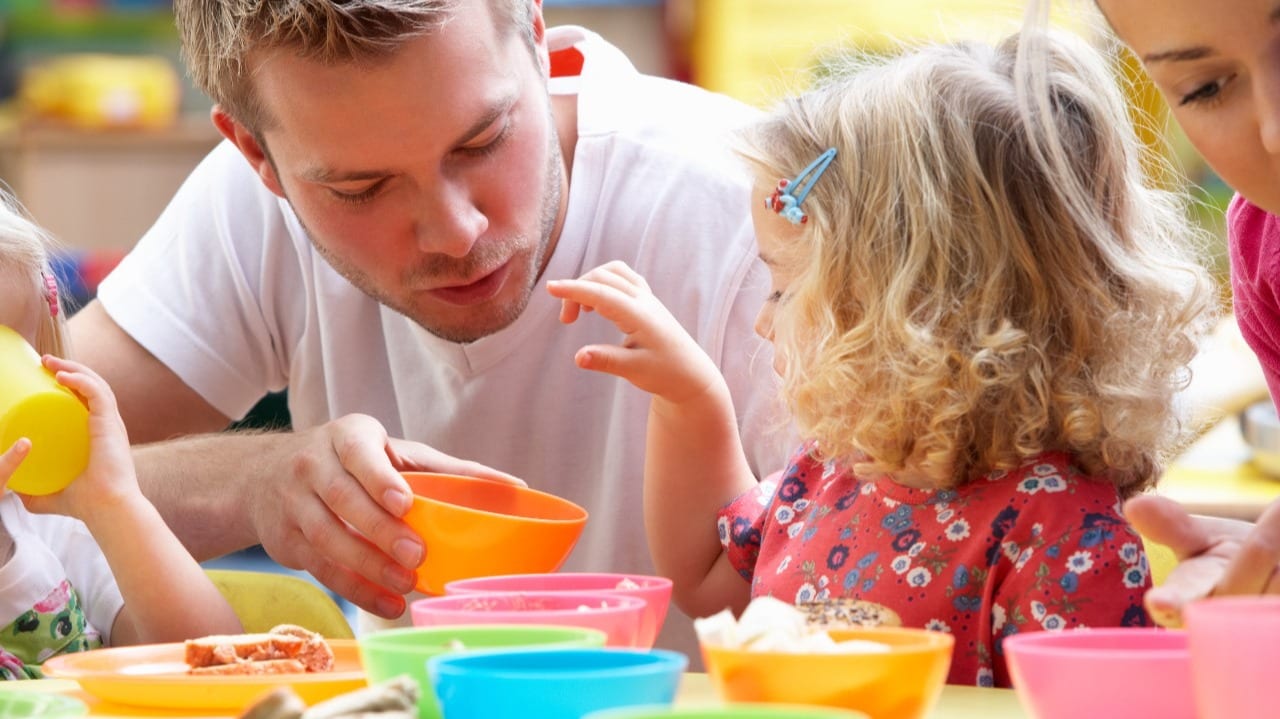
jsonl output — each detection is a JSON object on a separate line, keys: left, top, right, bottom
{"left": 548, "top": 30, "right": 1216, "bottom": 686}
{"left": 1070, "top": 0, "right": 1280, "bottom": 622}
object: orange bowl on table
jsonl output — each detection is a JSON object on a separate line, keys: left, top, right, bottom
{"left": 401, "top": 472, "right": 588, "bottom": 595}
{"left": 700, "top": 626, "right": 953, "bottom": 719}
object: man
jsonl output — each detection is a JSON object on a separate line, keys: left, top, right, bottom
{"left": 70, "top": 0, "right": 789, "bottom": 648}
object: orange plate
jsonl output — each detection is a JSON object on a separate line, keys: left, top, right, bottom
{"left": 41, "top": 639, "right": 365, "bottom": 711}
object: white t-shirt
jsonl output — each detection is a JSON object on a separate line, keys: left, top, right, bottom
{"left": 0, "top": 494, "right": 122, "bottom": 644}
{"left": 98, "top": 28, "right": 793, "bottom": 653}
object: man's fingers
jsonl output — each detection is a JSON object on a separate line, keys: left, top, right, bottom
{"left": 307, "top": 469, "right": 423, "bottom": 582}
{"left": 1123, "top": 494, "right": 1214, "bottom": 560}
{"left": 387, "top": 439, "right": 524, "bottom": 486}
{"left": 328, "top": 416, "right": 413, "bottom": 517}
{"left": 307, "top": 556, "right": 407, "bottom": 620}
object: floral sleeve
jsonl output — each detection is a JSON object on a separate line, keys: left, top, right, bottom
{"left": 716, "top": 471, "right": 782, "bottom": 582}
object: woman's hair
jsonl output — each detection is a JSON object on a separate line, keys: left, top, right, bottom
{"left": 737, "top": 30, "right": 1218, "bottom": 497}
{"left": 0, "top": 190, "right": 68, "bottom": 357}
{"left": 174, "top": 0, "right": 535, "bottom": 134}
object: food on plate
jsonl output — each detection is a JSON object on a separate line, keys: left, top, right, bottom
{"left": 239, "top": 675, "right": 419, "bottom": 719}
{"left": 694, "top": 596, "right": 893, "bottom": 654}
{"left": 615, "top": 577, "right": 641, "bottom": 590}
{"left": 798, "top": 597, "right": 902, "bottom": 629}
{"left": 186, "top": 624, "right": 335, "bottom": 675}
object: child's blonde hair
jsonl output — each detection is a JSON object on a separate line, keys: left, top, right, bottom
{"left": 738, "top": 31, "right": 1217, "bottom": 497}
{"left": 0, "top": 190, "right": 68, "bottom": 357}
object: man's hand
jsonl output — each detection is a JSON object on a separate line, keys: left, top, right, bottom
{"left": 244, "top": 414, "right": 519, "bottom": 619}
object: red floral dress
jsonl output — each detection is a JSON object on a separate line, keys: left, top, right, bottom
{"left": 719, "top": 446, "right": 1151, "bottom": 687}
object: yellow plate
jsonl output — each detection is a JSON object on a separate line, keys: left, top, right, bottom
{"left": 41, "top": 639, "right": 365, "bottom": 711}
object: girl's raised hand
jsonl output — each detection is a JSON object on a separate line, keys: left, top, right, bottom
{"left": 20, "top": 355, "right": 139, "bottom": 524}
{"left": 547, "top": 261, "right": 725, "bottom": 406}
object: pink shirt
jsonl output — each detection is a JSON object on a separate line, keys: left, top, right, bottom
{"left": 719, "top": 447, "right": 1151, "bottom": 687}
{"left": 1228, "top": 194, "right": 1280, "bottom": 407}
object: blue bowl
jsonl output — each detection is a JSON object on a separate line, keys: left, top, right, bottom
{"left": 429, "top": 647, "right": 688, "bottom": 719}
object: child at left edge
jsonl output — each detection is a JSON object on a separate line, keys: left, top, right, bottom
{"left": 0, "top": 192, "right": 241, "bottom": 678}
{"left": 547, "top": 30, "right": 1218, "bottom": 687}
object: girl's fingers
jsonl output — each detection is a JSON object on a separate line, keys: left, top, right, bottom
{"left": 0, "top": 439, "right": 31, "bottom": 484}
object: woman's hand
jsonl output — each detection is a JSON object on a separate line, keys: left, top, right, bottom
{"left": 1124, "top": 494, "right": 1280, "bottom": 627}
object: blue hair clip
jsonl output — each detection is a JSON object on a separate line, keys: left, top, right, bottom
{"left": 764, "top": 148, "right": 838, "bottom": 225}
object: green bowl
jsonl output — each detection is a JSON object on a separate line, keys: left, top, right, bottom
{"left": 585, "top": 705, "right": 871, "bottom": 719}
{"left": 357, "top": 624, "right": 607, "bottom": 719}
{"left": 0, "top": 691, "right": 88, "bottom": 719}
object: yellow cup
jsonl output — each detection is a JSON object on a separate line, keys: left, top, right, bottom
{"left": 0, "top": 326, "right": 89, "bottom": 495}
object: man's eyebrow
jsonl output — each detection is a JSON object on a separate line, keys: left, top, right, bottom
{"left": 300, "top": 92, "right": 519, "bottom": 184}
{"left": 1144, "top": 5, "right": 1280, "bottom": 64}
{"left": 453, "top": 91, "right": 518, "bottom": 148}
{"left": 301, "top": 166, "right": 394, "bottom": 183}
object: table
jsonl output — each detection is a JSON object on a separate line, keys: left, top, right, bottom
{"left": 7, "top": 674, "right": 1026, "bottom": 718}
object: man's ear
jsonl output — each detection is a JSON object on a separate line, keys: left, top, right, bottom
{"left": 530, "top": 0, "right": 550, "bottom": 78}
{"left": 211, "top": 106, "right": 286, "bottom": 199}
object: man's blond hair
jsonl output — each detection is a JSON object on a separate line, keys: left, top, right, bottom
{"left": 175, "top": 0, "right": 534, "bottom": 132}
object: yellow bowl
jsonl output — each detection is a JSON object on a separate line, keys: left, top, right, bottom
{"left": 701, "top": 627, "right": 954, "bottom": 719}
{"left": 402, "top": 472, "right": 588, "bottom": 595}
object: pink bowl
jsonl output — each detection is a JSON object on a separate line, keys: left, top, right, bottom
{"left": 410, "top": 591, "right": 648, "bottom": 648}
{"left": 1185, "top": 596, "right": 1280, "bottom": 719}
{"left": 444, "top": 573, "right": 673, "bottom": 649}
{"left": 1004, "top": 628, "right": 1194, "bottom": 719}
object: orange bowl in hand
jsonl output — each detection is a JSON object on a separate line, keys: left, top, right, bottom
{"left": 401, "top": 472, "right": 588, "bottom": 595}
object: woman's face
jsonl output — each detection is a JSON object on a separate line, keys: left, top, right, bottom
{"left": 1100, "top": 0, "right": 1280, "bottom": 213}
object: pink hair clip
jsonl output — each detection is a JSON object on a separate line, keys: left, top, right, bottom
{"left": 42, "top": 272, "right": 58, "bottom": 318}
{"left": 764, "top": 148, "right": 838, "bottom": 225}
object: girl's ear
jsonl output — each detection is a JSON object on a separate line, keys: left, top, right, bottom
{"left": 210, "top": 106, "right": 286, "bottom": 199}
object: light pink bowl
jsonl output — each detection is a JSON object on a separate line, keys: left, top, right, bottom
{"left": 1185, "top": 596, "right": 1280, "bottom": 719}
{"left": 410, "top": 591, "right": 648, "bottom": 648}
{"left": 1004, "top": 628, "right": 1194, "bottom": 719}
{"left": 444, "top": 573, "right": 673, "bottom": 649}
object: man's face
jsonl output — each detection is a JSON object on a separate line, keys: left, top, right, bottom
{"left": 1100, "top": 0, "right": 1280, "bottom": 214}
{"left": 235, "top": 2, "right": 566, "bottom": 342}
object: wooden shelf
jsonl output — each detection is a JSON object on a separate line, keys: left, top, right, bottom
{"left": 0, "top": 115, "right": 222, "bottom": 250}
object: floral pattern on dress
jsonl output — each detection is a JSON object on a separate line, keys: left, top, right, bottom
{"left": 719, "top": 446, "right": 1150, "bottom": 687}
{"left": 0, "top": 579, "right": 101, "bottom": 680}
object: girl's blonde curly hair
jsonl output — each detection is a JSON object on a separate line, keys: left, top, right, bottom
{"left": 738, "top": 30, "right": 1219, "bottom": 497}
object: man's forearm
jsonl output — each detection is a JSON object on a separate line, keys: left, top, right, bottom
{"left": 133, "top": 431, "right": 287, "bottom": 561}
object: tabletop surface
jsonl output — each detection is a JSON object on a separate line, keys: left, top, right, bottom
{"left": 4, "top": 673, "right": 1027, "bottom": 719}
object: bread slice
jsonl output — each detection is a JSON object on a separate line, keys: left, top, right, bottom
{"left": 184, "top": 624, "right": 334, "bottom": 675}
{"left": 798, "top": 598, "right": 903, "bottom": 629}
{"left": 189, "top": 658, "right": 308, "bottom": 676}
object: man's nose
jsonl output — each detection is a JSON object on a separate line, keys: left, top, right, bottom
{"left": 415, "top": 181, "right": 488, "bottom": 257}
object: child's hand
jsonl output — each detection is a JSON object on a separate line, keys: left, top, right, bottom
{"left": 0, "top": 438, "right": 32, "bottom": 492}
{"left": 20, "top": 355, "right": 140, "bottom": 525}
{"left": 548, "top": 261, "right": 725, "bottom": 406}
